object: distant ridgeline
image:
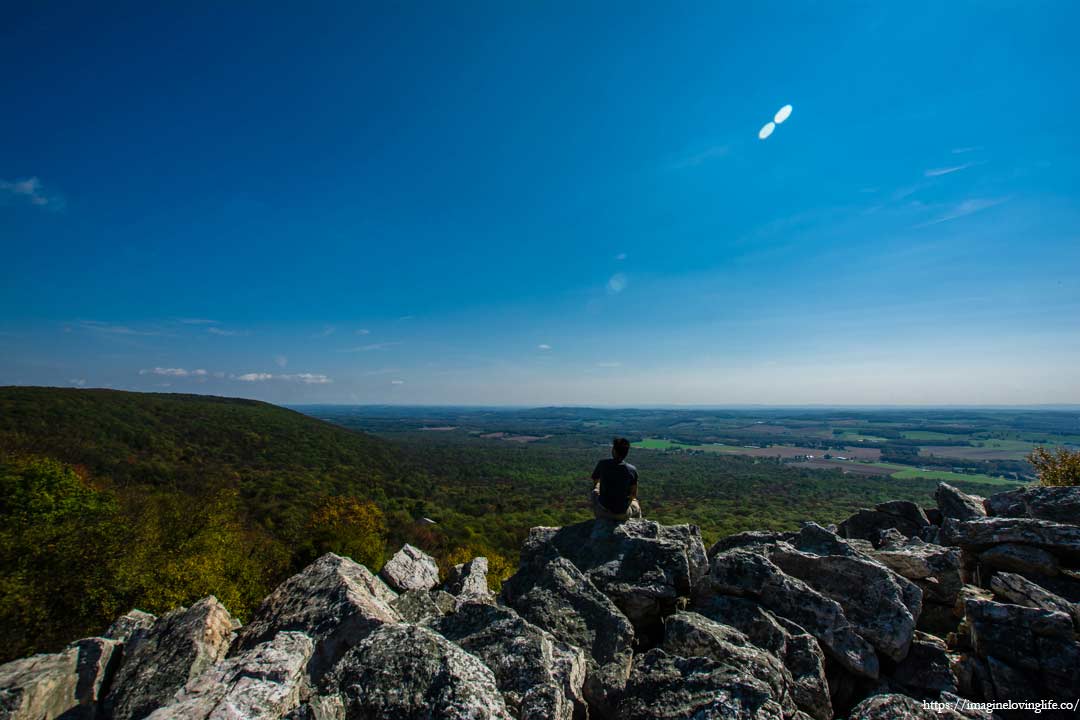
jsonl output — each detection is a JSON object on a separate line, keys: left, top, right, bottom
{"left": 1, "top": 482, "right": 1078, "bottom": 719}
{"left": 0, "top": 387, "right": 1025, "bottom": 662}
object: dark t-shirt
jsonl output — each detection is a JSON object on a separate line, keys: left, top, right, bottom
{"left": 591, "top": 458, "right": 638, "bottom": 514}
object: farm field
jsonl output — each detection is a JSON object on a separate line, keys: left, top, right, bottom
{"left": 633, "top": 438, "right": 881, "bottom": 460}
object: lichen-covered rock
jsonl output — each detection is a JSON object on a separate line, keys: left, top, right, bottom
{"left": 106, "top": 597, "right": 236, "bottom": 720}
{"left": 942, "top": 517, "right": 1080, "bottom": 560}
{"left": 322, "top": 623, "right": 513, "bottom": 720}
{"left": 521, "top": 519, "right": 706, "bottom": 631}
{"left": 391, "top": 589, "right": 448, "bottom": 623}
{"left": 617, "top": 649, "right": 786, "bottom": 720}
{"left": 765, "top": 543, "right": 922, "bottom": 662}
{"left": 793, "top": 522, "right": 864, "bottom": 558}
{"left": 430, "top": 601, "right": 588, "bottom": 720}
{"left": 709, "top": 530, "right": 796, "bottom": 556}
{"left": 145, "top": 631, "right": 313, "bottom": 719}
{"left": 230, "top": 553, "right": 398, "bottom": 682}
{"left": 501, "top": 554, "right": 635, "bottom": 718}
{"left": 661, "top": 612, "right": 797, "bottom": 717}
{"left": 870, "top": 539, "right": 962, "bottom": 606}
{"left": 0, "top": 637, "right": 120, "bottom": 720}
{"left": 990, "top": 571, "right": 1080, "bottom": 628}
{"left": 977, "top": 542, "right": 1059, "bottom": 577}
{"left": 838, "top": 502, "right": 930, "bottom": 544}
{"left": 692, "top": 596, "right": 831, "bottom": 720}
{"left": 379, "top": 543, "right": 441, "bottom": 593}
{"left": 934, "top": 483, "right": 987, "bottom": 521}
{"left": 104, "top": 609, "right": 157, "bottom": 644}
{"left": 698, "top": 548, "right": 879, "bottom": 680}
{"left": 985, "top": 486, "right": 1080, "bottom": 524}
{"left": 444, "top": 556, "right": 494, "bottom": 603}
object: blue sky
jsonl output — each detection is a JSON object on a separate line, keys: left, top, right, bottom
{"left": 2, "top": 2, "right": 1079, "bottom": 405}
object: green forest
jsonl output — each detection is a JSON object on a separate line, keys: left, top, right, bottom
{"left": 0, "top": 388, "right": 1027, "bottom": 661}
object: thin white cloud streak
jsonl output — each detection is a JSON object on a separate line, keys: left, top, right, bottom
{"left": 355, "top": 328, "right": 371, "bottom": 335}
{"left": 235, "top": 372, "right": 332, "bottom": 384}
{"left": 0, "top": 176, "right": 61, "bottom": 208}
{"left": 952, "top": 146, "right": 982, "bottom": 154}
{"left": 340, "top": 342, "right": 401, "bottom": 352}
{"left": 669, "top": 145, "right": 729, "bottom": 169}
{"left": 615, "top": 253, "right": 627, "bottom": 261}
{"left": 596, "top": 362, "right": 622, "bottom": 368}
{"left": 139, "top": 367, "right": 208, "bottom": 377}
{"left": 313, "top": 326, "right": 336, "bottom": 338}
{"left": 207, "top": 327, "right": 245, "bottom": 336}
{"left": 390, "top": 379, "right": 405, "bottom": 385}
{"left": 538, "top": 344, "right": 552, "bottom": 350}
{"left": 924, "top": 162, "right": 975, "bottom": 177}
{"left": 177, "top": 318, "right": 219, "bottom": 325}
{"left": 917, "top": 198, "right": 1007, "bottom": 227}
{"left": 69, "top": 378, "right": 86, "bottom": 387}
{"left": 79, "top": 321, "right": 164, "bottom": 337}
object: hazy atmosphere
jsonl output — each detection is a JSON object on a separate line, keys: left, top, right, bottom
{"left": 3, "top": 2, "right": 1079, "bottom": 404}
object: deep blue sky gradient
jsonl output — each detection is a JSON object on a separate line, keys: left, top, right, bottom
{"left": 2, "top": 2, "right": 1078, "bottom": 404}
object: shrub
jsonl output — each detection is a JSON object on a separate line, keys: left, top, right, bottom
{"left": 1026, "top": 446, "right": 1080, "bottom": 486}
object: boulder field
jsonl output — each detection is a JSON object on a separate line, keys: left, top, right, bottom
{"left": 2, "top": 482, "right": 1078, "bottom": 719}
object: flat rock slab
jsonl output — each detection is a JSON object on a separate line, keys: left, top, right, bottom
{"left": 942, "top": 517, "right": 1080, "bottom": 561}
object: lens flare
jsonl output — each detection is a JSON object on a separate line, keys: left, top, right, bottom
{"left": 758, "top": 122, "right": 775, "bottom": 140}
{"left": 774, "top": 104, "right": 793, "bottom": 124}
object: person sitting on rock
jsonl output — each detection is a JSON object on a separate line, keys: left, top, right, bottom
{"left": 589, "top": 437, "right": 642, "bottom": 521}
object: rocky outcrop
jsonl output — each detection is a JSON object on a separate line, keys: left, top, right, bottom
{"left": 106, "top": 597, "right": 236, "bottom": 720}
{"left": 379, "top": 543, "right": 441, "bottom": 593}
{"left": 430, "top": 601, "right": 588, "bottom": 720}
{"left": 3, "top": 481, "right": 1077, "bottom": 720}
{"left": 230, "top": 553, "right": 399, "bottom": 682}
{"left": 935, "top": 483, "right": 986, "bottom": 521}
{"left": 322, "top": 623, "right": 512, "bottom": 719}
{"left": 985, "top": 485, "right": 1080, "bottom": 523}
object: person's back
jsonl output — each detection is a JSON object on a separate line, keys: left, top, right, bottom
{"left": 590, "top": 437, "right": 641, "bottom": 521}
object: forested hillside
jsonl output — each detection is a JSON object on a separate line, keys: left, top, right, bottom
{"left": 0, "top": 388, "right": 1024, "bottom": 662}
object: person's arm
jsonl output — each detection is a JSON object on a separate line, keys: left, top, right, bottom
{"left": 629, "top": 481, "right": 638, "bottom": 500}
{"left": 590, "top": 461, "right": 602, "bottom": 489}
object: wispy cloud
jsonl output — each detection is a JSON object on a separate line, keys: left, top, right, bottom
{"left": 917, "top": 198, "right": 1008, "bottom": 227}
{"left": 606, "top": 273, "right": 628, "bottom": 294}
{"left": 668, "top": 145, "right": 729, "bottom": 169}
{"left": 538, "top": 344, "right": 552, "bottom": 351}
{"left": 596, "top": 361, "right": 622, "bottom": 368}
{"left": 0, "top": 176, "right": 62, "bottom": 209}
{"left": 235, "top": 372, "right": 332, "bottom": 384}
{"left": 139, "top": 367, "right": 208, "bottom": 377}
{"left": 355, "top": 328, "right": 371, "bottom": 336}
{"left": 398, "top": 315, "right": 415, "bottom": 321}
{"left": 615, "top": 253, "right": 627, "bottom": 261}
{"left": 313, "top": 326, "right": 336, "bottom": 338}
{"left": 274, "top": 355, "right": 288, "bottom": 368}
{"left": 924, "top": 162, "right": 976, "bottom": 177}
{"left": 69, "top": 378, "right": 86, "bottom": 387}
{"left": 340, "top": 342, "right": 401, "bottom": 352}
{"left": 952, "top": 146, "right": 982, "bottom": 154}
{"left": 390, "top": 379, "right": 405, "bottom": 385}
{"left": 207, "top": 327, "right": 246, "bottom": 337}
{"left": 79, "top": 320, "right": 163, "bottom": 336}
{"left": 177, "top": 318, "right": 218, "bottom": 325}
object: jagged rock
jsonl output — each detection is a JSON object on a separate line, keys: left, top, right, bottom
{"left": 104, "top": 609, "right": 157, "bottom": 644}
{"left": 924, "top": 508, "right": 943, "bottom": 526}
{"left": 430, "top": 601, "right": 588, "bottom": 720}
{"left": 322, "top": 623, "right": 512, "bottom": 720}
{"left": 935, "top": 483, "right": 987, "bottom": 521}
{"left": 444, "top": 556, "right": 494, "bottom": 603}
{"left": 693, "top": 596, "right": 831, "bottom": 720}
{"left": 391, "top": 589, "right": 449, "bottom": 623}
{"left": 890, "top": 632, "right": 958, "bottom": 697}
{"left": 501, "top": 554, "right": 635, "bottom": 718}
{"left": 965, "top": 598, "right": 1080, "bottom": 698}
{"left": 985, "top": 486, "right": 1080, "bottom": 524}
{"left": 793, "top": 523, "right": 864, "bottom": 558}
{"left": 379, "top": 543, "right": 441, "bottom": 593}
{"left": 942, "top": 517, "right": 1080, "bottom": 561}
{"left": 522, "top": 519, "right": 707, "bottom": 631}
{"left": 871, "top": 539, "right": 963, "bottom": 606}
{"left": 990, "top": 571, "right": 1080, "bottom": 628}
{"left": 144, "top": 631, "right": 313, "bottom": 719}
{"left": 661, "top": 612, "right": 797, "bottom": 717}
{"left": 709, "top": 530, "right": 796, "bottom": 556}
{"left": 283, "top": 695, "right": 345, "bottom": 720}
{"left": 697, "top": 548, "right": 879, "bottom": 680}
{"left": 0, "top": 637, "right": 120, "bottom": 720}
{"left": 848, "top": 692, "right": 977, "bottom": 720}
{"left": 765, "top": 543, "right": 922, "bottom": 662}
{"left": 977, "top": 542, "right": 1060, "bottom": 578}
{"left": 838, "top": 502, "right": 929, "bottom": 544}
{"left": 230, "top": 553, "right": 398, "bottom": 682}
{"left": 617, "top": 649, "right": 786, "bottom": 720}
{"left": 106, "top": 597, "right": 235, "bottom": 720}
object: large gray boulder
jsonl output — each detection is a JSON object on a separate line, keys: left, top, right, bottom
{"left": 935, "top": 483, "right": 987, "bottom": 521}
{"left": 661, "top": 612, "right": 797, "bottom": 717}
{"left": 617, "top": 649, "right": 786, "bottom": 720}
{"left": 977, "top": 542, "right": 1059, "bottom": 577}
{"left": 889, "top": 632, "right": 958, "bottom": 697}
{"left": 390, "top": 589, "right": 454, "bottom": 624}
{"left": 521, "top": 519, "right": 707, "bottom": 631}
{"left": 106, "top": 597, "right": 236, "bottom": 720}
{"left": 144, "top": 631, "right": 313, "bottom": 720}
{"left": 990, "top": 571, "right": 1080, "bottom": 629}
{"left": 379, "top": 543, "right": 441, "bottom": 593}
{"left": 230, "top": 553, "right": 398, "bottom": 682}
{"left": 709, "top": 530, "right": 796, "bottom": 556}
{"left": 941, "top": 517, "right": 1080, "bottom": 561}
{"left": 430, "top": 601, "right": 588, "bottom": 720}
{"left": 501, "top": 554, "right": 635, "bottom": 718}
{"left": 697, "top": 548, "right": 879, "bottom": 680}
{"left": 985, "top": 486, "right": 1080, "bottom": 523}
{"left": 321, "top": 623, "right": 513, "bottom": 720}
{"left": 104, "top": 609, "right": 157, "bottom": 644}
{"left": 870, "top": 539, "right": 962, "bottom": 606}
{"left": 838, "top": 502, "right": 930, "bottom": 544}
{"left": 0, "top": 637, "right": 120, "bottom": 720}
{"left": 765, "top": 544, "right": 922, "bottom": 662}
{"left": 692, "top": 596, "right": 831, "bottom": 720}
{"left": 443, "top": 556, "right": 494, "bottom": 604}
{"left": 964, "top": 598, "right": 1080, "bottom": 699}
